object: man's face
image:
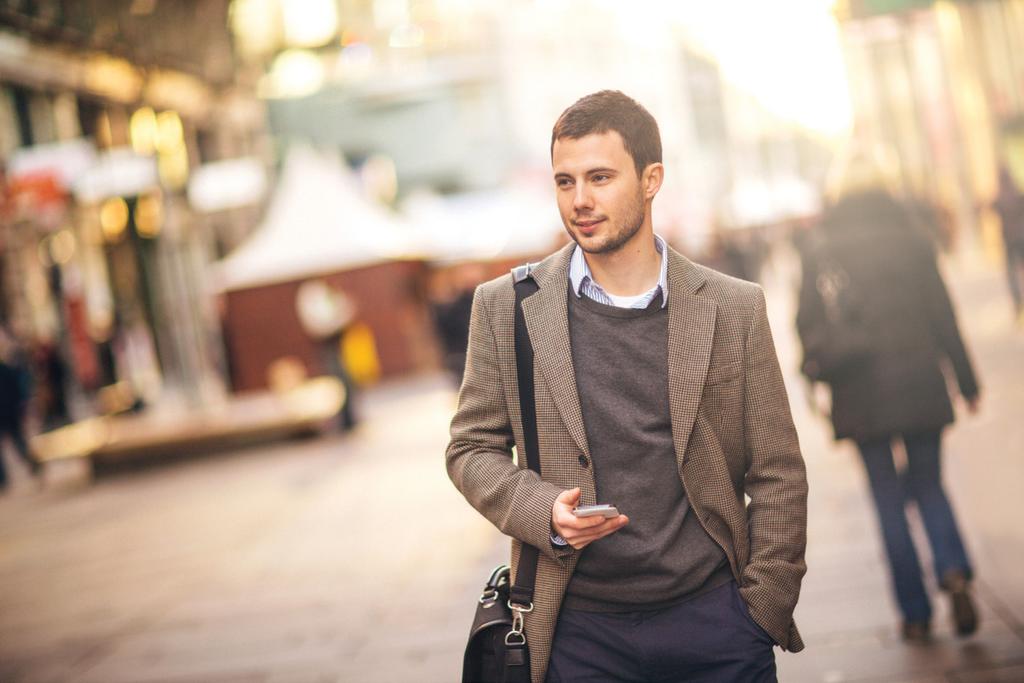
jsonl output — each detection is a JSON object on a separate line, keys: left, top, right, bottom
{"left": 552, "top": 131, "right": 648, "bottom": 255}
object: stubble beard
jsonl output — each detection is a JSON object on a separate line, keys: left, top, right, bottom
{"left": 569, "top": 189, "right": 647, "bottom": 255}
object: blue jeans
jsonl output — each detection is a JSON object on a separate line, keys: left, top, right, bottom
{"left": 856, "top": 430, "right": 972, "bottom": 622}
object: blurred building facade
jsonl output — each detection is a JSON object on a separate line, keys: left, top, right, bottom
{"left": 1, "top": 0, "right": 884, "bottom": 417}
{"left": 237, "top": 0, "right": 833, "bottom": 251}
{"left": 835, "top": 0, "right": 1024, "bottom": 249}
{"left": 0, "top": 1, "right": 269, "bottom": 421}
{"left": 213, "top": 0, "right": 844, "bottom": 390}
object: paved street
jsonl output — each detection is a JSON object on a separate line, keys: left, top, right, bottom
{"left": 1, "top": 246, "right": 1022, "bottom": 683}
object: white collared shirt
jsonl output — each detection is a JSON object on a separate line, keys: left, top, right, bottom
{"left": 568, "top": 234, "right": 669, "bottom": 309}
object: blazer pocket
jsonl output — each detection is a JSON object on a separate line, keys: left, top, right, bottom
{"left": 705, "top": 360, "right": 741, "bottom": 386}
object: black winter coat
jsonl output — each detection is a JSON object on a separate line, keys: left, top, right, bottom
{"left": 796, "top": 191, "right": 979, "bottom": 443}
{"left": 0, "top": 362, "right": 26, "bottom": 423}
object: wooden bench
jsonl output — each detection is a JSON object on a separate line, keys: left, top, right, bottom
{"left": 29, "top": 376, "right": 345, "bottom": 478}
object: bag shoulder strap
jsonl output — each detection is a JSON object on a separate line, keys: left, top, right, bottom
{"left": 509, "top": 263, "right": 541, "bottom": 609}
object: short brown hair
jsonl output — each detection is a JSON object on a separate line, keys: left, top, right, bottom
{"left": 551, "top": 90, "right": 662, "bottom": 178}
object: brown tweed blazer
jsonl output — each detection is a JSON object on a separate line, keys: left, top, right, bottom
{"left": 447, "top": 243, "right": 807, "bottom": 682}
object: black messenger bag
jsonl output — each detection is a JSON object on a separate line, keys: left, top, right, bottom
{"left": 462, "top": 264, "right": 541, "bottom": 683}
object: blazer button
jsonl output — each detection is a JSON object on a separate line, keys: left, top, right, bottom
{"left": 578, "top": 454, "right": 590, "bottom": 468}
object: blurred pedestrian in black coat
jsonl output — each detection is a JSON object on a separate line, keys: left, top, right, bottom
{"left": 798, "top": 190, "right": 978, "bottom": 440}
{"left": 0, "top": 327, "right": 40, "bottom": 490}
{"left": 796, "top": 152, "right": 980, "bottom": 644}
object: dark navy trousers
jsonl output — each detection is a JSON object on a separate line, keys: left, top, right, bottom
{"left": 545, "top": 581, "right": 776, "bottom": 683}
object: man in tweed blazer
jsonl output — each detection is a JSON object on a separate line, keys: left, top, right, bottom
{"left": 447, "top": 91, "right": 807, "bottom": 682}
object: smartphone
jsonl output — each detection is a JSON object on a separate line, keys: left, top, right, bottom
{"left": 573, "top": 504, "right": 620, "bottom": 519}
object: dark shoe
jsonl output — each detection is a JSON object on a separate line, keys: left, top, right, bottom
{"left": 950, "top": 588, "right": 978, "bottom": 636}
{"left": 942, "top": 570, "right": 978, "bottom": 637}
{"left": 901, "top": 620, "right": 931, "bottom": 644}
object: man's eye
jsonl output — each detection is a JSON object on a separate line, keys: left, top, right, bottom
{"left": 593, "top": 174, "right": 609, "bottom": 182}
{"left": 556, "top": 179, "right": 573, "bottom": 188}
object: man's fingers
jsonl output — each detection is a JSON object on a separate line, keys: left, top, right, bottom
{"left": 552, "top": 511, "right": 602, "bottom": 538}
{"left": 568, "top": 514, "right": 628, "bottom": 535}
{"left": 559, "top": 512, "right": 610, "bottom": 529}
{"left": 583, "top": 515, "right": 627, "bottom": 537}
{"left": 555, "top": 487, "right": 581, "bottom": 506}
{"left": 552, "top": 490, "right": 628, "bottom": 542}
{"left": 554, "top": 511, "right": 617, "bottom": 536}
{"left": 563, "top": 515, "right": 628, "bottom": 548}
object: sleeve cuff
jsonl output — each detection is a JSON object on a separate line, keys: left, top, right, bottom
{"left": 549, "top": 529, "right": 574, "bottom": 558}
{"left": 550, "top": 532, "right": 569, "bottom": 548}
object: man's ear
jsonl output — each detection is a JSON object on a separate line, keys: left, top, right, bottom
{"left": 642, "top": 163, "right": 664, "bottom": 200}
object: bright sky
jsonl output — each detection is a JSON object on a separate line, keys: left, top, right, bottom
{"left": 667, "top": 0, "right": 853, "bottom": 136}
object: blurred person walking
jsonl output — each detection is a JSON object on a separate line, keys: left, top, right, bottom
{"left": 431, "top": 264, "right": 485, "bottom": 388}
{"left": 448, "top": 91, "right": 807, "bottom": 683}
{"left": 796, "top": 149, "right": 980, "bottom": 643}
{"left": 296, "top": 280, "right": 359, "bottom": 431}
{"left": 33, "top": 337, "right": 70, "bottom": 430}
{"left": 0, "top": 326, "right": 40, "bottom": 490}
{"left": 992, "top": 164, "right": 1024, "bottom": 323}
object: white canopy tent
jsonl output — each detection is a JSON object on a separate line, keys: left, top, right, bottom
{"left": 400, "top": 185, "right": 562, "bottom": 265}
{"left": 217, "top": 144, "right": 567, "bottom": 293}
{"left": 216, "top": 145, "right": 416, "bottom": 292}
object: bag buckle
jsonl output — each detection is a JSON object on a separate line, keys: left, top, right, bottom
{"left": 504, "top": 601, "right": 533, "bottom": 646}
{"left": 504, "top": 628, "right": 527, "bottom": 647}
{"left": 479, "top": 564, "right": 509, "bottom": 605}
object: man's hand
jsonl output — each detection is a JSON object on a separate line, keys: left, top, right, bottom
{"left": 552, "top": 487, "right": 629, "bottom": 550}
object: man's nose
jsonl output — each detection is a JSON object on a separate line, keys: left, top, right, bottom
{"left": 573, "top": 183, "right": 593, "bottom": 211}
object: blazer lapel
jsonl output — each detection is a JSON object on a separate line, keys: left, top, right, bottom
{"left": 666, "top": 248, "right": 717, "bottom": 471}
{"left": 521, "top": 244, "right": 591, "bottom": 459}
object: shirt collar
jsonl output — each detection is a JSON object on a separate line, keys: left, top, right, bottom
{"left": 569, "top": 233, "right": 669, "bottom": 308}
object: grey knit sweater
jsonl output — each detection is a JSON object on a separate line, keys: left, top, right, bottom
{"left": 563, "top": 289, "right": 730, "bottom": 611}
